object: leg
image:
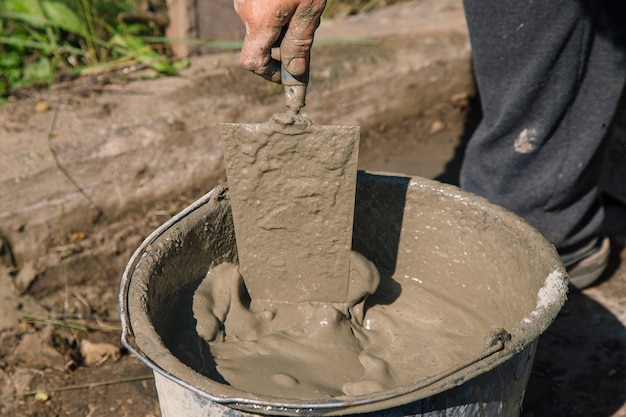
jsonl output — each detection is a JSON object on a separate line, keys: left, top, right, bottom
{"left": 460, "top": 0, "right": 626, "bottom": 263}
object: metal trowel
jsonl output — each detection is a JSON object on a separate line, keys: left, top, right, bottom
{"left": 220, "top": 53, "right": 360, "bottom": 304}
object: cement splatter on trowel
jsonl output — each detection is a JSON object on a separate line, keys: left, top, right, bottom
{"left": 221, "top": 58, "right": 359, "bottom": 304}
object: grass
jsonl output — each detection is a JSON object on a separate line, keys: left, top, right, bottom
{"left": 0, "top": 0, "right": 187, "bottom": 101}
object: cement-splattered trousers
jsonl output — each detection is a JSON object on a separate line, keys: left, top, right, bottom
{"left": 460, "top": 0, "right": 626, "bottom": 262}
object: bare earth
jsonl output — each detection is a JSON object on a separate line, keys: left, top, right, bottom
{"left": 0, "top": 1, "right": 624, "bottom": 416}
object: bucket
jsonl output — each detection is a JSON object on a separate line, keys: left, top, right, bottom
{"left": 120, "top": 172, "right": 567, "bottom": 416}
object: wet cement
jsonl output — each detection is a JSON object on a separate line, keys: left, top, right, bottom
{"left": 190, "top": 251, "right": 501, "bottom": 400}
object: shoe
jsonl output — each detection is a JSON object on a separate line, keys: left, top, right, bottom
{"left": 563, "top": 236, "right": 610, "bottom": 290}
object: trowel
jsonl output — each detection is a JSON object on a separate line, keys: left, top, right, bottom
{"left": 220, "top": 51, "right": 359, "bottom": 304}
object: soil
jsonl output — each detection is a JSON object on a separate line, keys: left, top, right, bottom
{"left": 0, "top": 0, "right": 624, "bottom": 416}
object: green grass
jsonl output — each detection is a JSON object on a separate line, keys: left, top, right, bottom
{"left": 0, "top": 0, "right": 186, "bottom": 101}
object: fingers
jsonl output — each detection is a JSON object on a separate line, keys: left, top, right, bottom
{"left": 235, "top": 0, "right": 326, "bottom": 82}
{"left": 235, "top": 0, "right": 283, "bottom": 82}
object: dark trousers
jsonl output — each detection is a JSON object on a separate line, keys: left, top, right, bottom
{"left": 460, "top": 0, "right": 626, "bottom": 260}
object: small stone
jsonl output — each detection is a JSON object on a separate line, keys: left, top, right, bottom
{"left": 80, "top": 339, "right": 122, "bottom": 366}
{"left": 34, "top": 391, "right": 49, "bottom": 401}
{"left": 70, "top": 232, "right": 87, "bottom": 241}
{"left": 13, "top": 260, "right": 37, "bottom": 295}
{"left": 430, "top": 120, "right": 445, "bottom": 134}
{"left": 450, "top": 91, "right": 470, "bottom": 106}
{"left": 35, "top": 102, "right": 49, "bottom": 113}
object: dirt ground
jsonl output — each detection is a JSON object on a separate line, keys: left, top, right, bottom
{"left": 0, "top": 0, "right": 625, "bottom": 416}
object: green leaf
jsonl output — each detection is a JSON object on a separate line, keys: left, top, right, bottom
{"left": 4, "top": 67, "right": 22, "bottom": 83}
{"left": 0, "top": 35, "right": 84, "bottom": 55}
{"left": 40, "top": 0, "right": 85, "bottom": 35}
{"left": 0, "top": 51, "right": 21, "bottom": 68}
{"left": 22, "top": 56, "right": 52, "bottom": 82}
{"left": 3, "top": 0, "right": 45, "bottom": 17}
{"left": 173, "top": 58, "right": 190, "bottom": 71}
{"left": 109, "top": 33, "right": 144, "bottom": 51}
{"left": 148, "top": 59, "right": 178, "bottom": 76}
{"left": 0, "top": 79, "right": 7, "bottom": 96}
{"left": 123, "top": 22, "right": 152, "bottom": 36}
{"left": 133, "top": 48, "right": 178, "bottom": 76}
{"left": 2, "top": 11, "right": 50, "bottom": 29}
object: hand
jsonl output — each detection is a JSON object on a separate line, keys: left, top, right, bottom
{"left": 234, "top": 0, "right": 326, "bottom": 82}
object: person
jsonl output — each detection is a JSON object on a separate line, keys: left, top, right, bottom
{"left": 233, "top": 0, "right": 626, "bottom": 289}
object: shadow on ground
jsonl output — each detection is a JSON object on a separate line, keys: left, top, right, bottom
{"left": 523, "top": 287, "right": 626, "bottom": 416}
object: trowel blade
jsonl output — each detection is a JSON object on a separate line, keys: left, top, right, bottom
{"left": 221, "top": 117, "right": 360, "bottom": 303}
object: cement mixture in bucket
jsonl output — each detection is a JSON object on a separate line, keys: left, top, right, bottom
{"left": 187, "top": 251, "right": 511, "bottom": 399}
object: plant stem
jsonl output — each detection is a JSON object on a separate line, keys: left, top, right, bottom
{"left": 2, "top": 374, "right": 154, "bottom": 400}
{"left": 21, "top": 311, "right": 122, "bottom": 332}
{"left": 78, "top": 0, "right": 100, "bottom": 62}
{"left": 22, "top": 312, "right": 89, "bottom": 331}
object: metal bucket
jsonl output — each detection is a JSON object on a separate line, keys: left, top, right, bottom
{"left": 119, "top": 172, "right": 567, "bottom": 416}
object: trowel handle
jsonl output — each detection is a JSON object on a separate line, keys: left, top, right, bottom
{"left": 282, "top": 64, "right": 308, "bottom": 114}
{"left": 272, "top": 47, "right": 308, "bottom": 114}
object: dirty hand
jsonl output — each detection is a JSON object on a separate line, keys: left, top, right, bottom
{"left": 234, "top": 0, "right": 326, "bottom": 83}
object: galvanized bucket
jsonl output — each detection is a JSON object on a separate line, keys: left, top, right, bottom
{"left": 120, "top": 172, "right": 567, "bottom": 416}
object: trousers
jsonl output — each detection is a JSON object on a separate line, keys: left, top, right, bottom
{"left": 460, "top": 0, "right": 626, "bottom": 260}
